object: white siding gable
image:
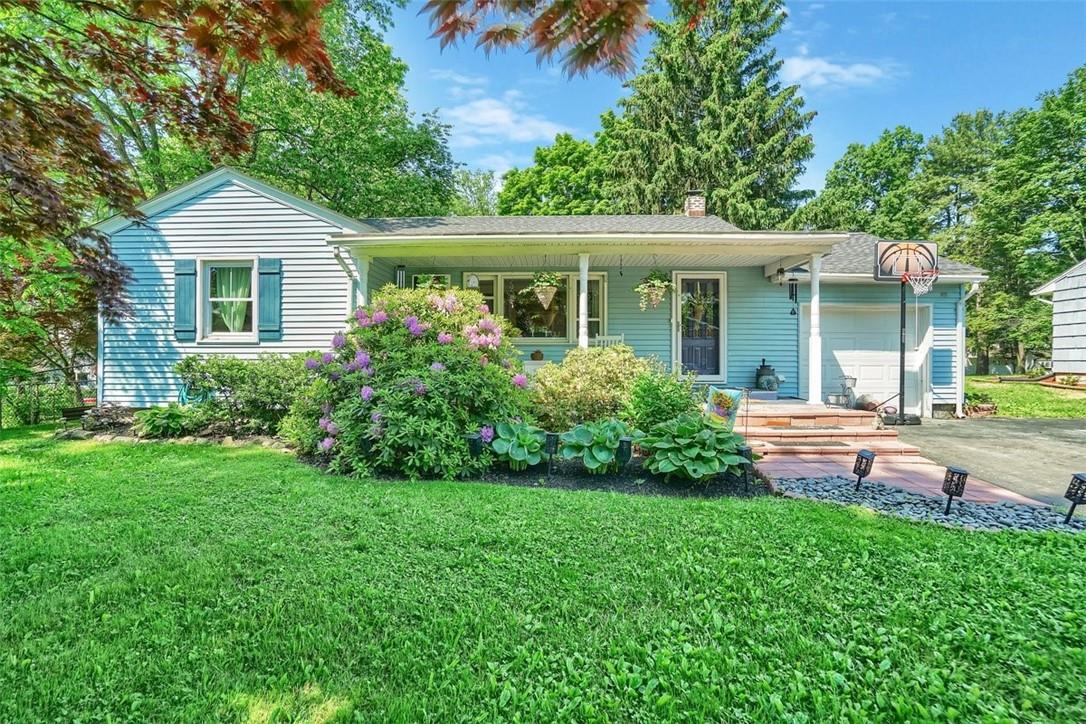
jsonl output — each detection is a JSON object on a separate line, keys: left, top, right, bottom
{"left": 1051, "top": 262, "right": 1086, "bottom": 374}
{"left": 102, "top": 180, "right": 351, "bottom": 405}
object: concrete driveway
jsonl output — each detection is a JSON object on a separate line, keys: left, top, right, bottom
{"left": 898, "top": 418, "right": 1086, "bottom": 505}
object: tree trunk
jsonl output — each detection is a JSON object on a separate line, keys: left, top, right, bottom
{"left": 1015, "top": 341, "right": 1027, "bottom": 374}
{"left": 976, "top": 344, "right": 990, "bottom": 375}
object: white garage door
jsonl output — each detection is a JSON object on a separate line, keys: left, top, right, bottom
{"left": 802, "top": 306, "right": 930, "bottom": 415}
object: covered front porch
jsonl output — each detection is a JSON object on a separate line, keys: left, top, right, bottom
{"left": 330, "top": 230, "right": 848, "bottom": 402}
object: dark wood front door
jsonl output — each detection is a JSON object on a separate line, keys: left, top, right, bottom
{"left": 678, "top": 276, "right": 722, "bottom": 378}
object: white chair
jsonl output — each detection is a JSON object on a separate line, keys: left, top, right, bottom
{"left": 590, "top": 334, "right": 625, "bottom": 348}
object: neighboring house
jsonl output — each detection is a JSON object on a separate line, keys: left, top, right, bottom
{"left": 1032, "top": 259, "right": 1086, "bottom": 375}
{"left": 97, "top": 167, "right": 987, "bottom": 416}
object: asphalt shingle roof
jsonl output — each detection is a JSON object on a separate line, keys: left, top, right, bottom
{"left": 355, "top": 214, "right": 741, "bottom": 236}
{"left": 823, "top": 233, "right": 985, "bottom": 277}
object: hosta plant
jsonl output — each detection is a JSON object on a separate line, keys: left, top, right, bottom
{"left": 491, "top": 420, "right": 548, "bottom": 471}
{"left": 640, "top": 413, "right": 751, "bottom": 482}
{"left": 559, "top": 418, "right": 637, "bottom": 474}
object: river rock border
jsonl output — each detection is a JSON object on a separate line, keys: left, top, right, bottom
{"left": 770, "top": 475, "right": 1085, "bottom": 533}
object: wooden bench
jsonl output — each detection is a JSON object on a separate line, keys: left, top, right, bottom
{"left": 61, "top": 405, "right": 93, "bottom": 429}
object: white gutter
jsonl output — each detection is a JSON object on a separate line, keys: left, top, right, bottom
{"left": 955, "top": 281, "right": 982, "bottom": 418}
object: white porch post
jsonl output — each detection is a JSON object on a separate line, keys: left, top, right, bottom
{"left": 350, "top": 251, "right": 370, "bottom": 308}
{"left": 807, "top": 253, "right": 823, "bottom": 405}
{"left": 578, "top": 253, "right": 590, "bottom": 348}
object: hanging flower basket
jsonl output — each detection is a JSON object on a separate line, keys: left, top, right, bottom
{"left": 524, "top": 271, "right": 565, "bottom": 310}
{"left": 633, "top": 269, "right": 674, "bottom": 311}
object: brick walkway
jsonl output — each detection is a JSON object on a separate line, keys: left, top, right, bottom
{"left": 757, "top": 454, "right": 1045, "bottom": 506}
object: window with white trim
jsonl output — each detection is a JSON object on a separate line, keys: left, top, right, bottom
{"left": 202, "top": 260, "right": 256, "bottom": 339}
{"left": 462, "top": 272, "right": 606, "bottom": 342}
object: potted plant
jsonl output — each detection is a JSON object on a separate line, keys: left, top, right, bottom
{"left": 633, "top": 269, "right": 674, "bottom": 311}
{"left": 524, "top": 271, "right": 565, "bottom": 310}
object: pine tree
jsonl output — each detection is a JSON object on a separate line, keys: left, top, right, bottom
{"left": 601, "top": 0, "right": 814, "bottom": 228}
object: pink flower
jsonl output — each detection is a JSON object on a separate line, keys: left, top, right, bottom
{"left": 479, "top": 425, "right": 494, "bottom": 444}
{"left": 478, "top": 303, "right": 490, "bottom": 314}
{"left": 360, "top": 385, "right": 374, "bottom": 402}
{"left": 429, "top": 292, "right": 461, "bottom": 314}
{"left": 326, "top": 422, "right": 340, "bottom": 436}
{"left": 320, "top": 437, "right": 335, "bottom": 451}
{"left": 437, "top": 331, "right": 454, "bottom": 344}
{"left": 331, "top": 332, "right": 346, "bottom": 349}
{"left": 318, "top": 416, "right": 330, "bottom": 431}
{"left": 464, "top": 317, "right": 502, "bottom": 350}
{"left": 512, "top": 373, "right": 527, "bottom": 388}
{"left": 372, "top": 310, "right": 388, "bottom": 324}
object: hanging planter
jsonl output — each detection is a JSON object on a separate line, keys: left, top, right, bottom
{"left": 524, "top": 271, "right": 565, "bottom": 310}
{"left": 633, "top": 269, "right": 674, "bottom": 311}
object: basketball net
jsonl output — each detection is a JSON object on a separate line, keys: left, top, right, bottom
{"left": 903, "top": 268, "right": 938, "bottom": 296}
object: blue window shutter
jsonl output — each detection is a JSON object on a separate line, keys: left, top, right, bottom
{"left": 173, "top": 259, "right": 197, "bottom": 341}
{"left": 931, "top": 348, "right": 954, "bottom": 386}
{"left": 258, "top": 258, "right": 283, "bottom": 341}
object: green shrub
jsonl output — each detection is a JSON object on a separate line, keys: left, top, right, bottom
{"left": 132, "top": 403, "right": 219, "bottom": 439}
{"left": 531, "top": 345, "right": 651, "bottom": 431}
{"left": 282, "top": 285, "right": 531, "bottom": 479}
{"left": 491, "top": 420, "right": 548, "bottom": 471}
{"left": 622, "top": 368, "right": 698, "bottom": 431}
{"left": 639, "top": 413, "right": 750, "bottom": 482}
{"left": 174, "top": 354, "right": 310, "bottom": 435}
{"left": 559, "top": 418, "right": 636, "bottom": 474}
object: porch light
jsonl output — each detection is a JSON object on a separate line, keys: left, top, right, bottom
{"left": 617, "top": 437, "right": 633, "bottom": 469}
{"left": 464, "top": 432, "right": 483, "bottom": 458}
{"left": 545, "top": 432, "right": 560, "bottom": 475}
{"left": 395, "top": 264, "right": 406, "bottom": 289}
{"left": 775, "top": 265, "right": 786, "bottom": 286}
{"left": 853, "top": 449, "right": 875, "bottom": 490}
{"left": 942, "top": 466, "right": 969, "bottom": 515}
{"left": 1063, "top": 473, "right": 1086, "bottom": 524}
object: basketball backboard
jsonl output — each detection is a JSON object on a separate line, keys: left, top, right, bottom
{"left": 873, "top": 241, "right": 938, "bottom": 282}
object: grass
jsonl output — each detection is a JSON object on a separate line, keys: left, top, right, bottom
{"left": 966, "top": 375, "right": 1086, "bottom": 418}
{"left": 2, "top": 427, "right": 1084, "bottom": 721}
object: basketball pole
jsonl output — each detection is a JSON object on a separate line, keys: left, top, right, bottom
{"left": 898, "top": 278, "right": 907, "bottom": 425}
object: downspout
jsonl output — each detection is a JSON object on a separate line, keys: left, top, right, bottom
{"left": 956, "top": 282, "right": 981, "bottom": 418}
{"left": 332, "top": 246, "right": 358, "bottom": 314}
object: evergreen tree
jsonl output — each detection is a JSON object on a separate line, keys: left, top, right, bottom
{"left": 602, "top": 0, "right": 814, "bottom": 228}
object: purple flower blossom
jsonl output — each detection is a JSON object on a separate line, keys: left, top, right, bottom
{"left": 479, "top": 425, "right": 495, "bottom": 444}
{"left": 326, "top": 422, "right": 340, "bottom": 436}
{"left": 354, "top": 307, "right": 369, "bottom": 323}
{"left": 464, "top": 317, "right": 502, "bottom": 350}
{"left": 403, "top": 315, "right": 431, "bottom": 337}
{"left": 320, "top": 437, "right": 335, "bottom": 451}
{"left": 478, "top": 303, "right": 490, "bottom": 314}
{"left": 414, "top": 382, "right": 428, "bottom": 396}
{"left": 372, "top": 310, "right": 388, "bottom": 324}
{"left": 354, "top": 350, "right": 371, "bottom": 367}
{"left": 437, "top": 331, "right": 454, "bottom": 345}
{"left": 512, "top": 373, "right": 527, "bottom": 389}
{"left": 328, "top": 370, "right": 342, "bottom": 382}
{"left": 359, "top": 366, "right": 373, "bottom": 377}
{"left": 318, "top": 416, "right": 331, "bottom": 431}
{"left": 370, "top": 411, "right": 383, "bottom": 423}
{"left": 305, "top": 357, "right": 320, "bottom": 370}
{"left": 343, "top": 360, "right": 360, "bottom": 373}
{"left": 429, "top": 292, "right": 461, "bottom": 314}
{"left": 331, "top": 332, "right": 346, "bottom": 349}
{"left": 430, "top": 362, "right": 446, "bottom": 372}
{"left": 321, "top": 351, "right": 334, "bottom": 365}
{"left": 360, "top": 385, "right": 374, "bottom": 402}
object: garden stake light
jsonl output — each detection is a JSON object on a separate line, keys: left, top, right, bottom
{"left": 942, "top": 467, "right": 969, "bottom": 515}
{"left": 853, "top": 449, "right": 875, "bottom": 490}
{"left": 738, "top": 445, "right": 754, "bottom": 491}
{"left": 545, "top": 432, "right": 560, "bottom": 475}
{"left": 1063, "top": 473, "right": 1086, "bottom": 524}
{"left": 617, "top": 437, "right": 633, "bottom": 469}
{"left": 464, "top": 432, "right": 483, "bottom": 459}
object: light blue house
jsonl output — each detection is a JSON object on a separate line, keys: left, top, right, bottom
{"left": 97, "top": 168, "right": 986, "bottom": 416}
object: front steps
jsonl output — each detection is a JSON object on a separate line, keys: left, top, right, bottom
{"left": 735, "top": 403, "right": 922, "bottom": 459}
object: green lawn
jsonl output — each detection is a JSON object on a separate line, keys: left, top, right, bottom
{"left": 2, "top": 428, "right": 1084, "bottom": 721}
{"left": 967, "top": 375, "right": 1086, "bottom": 418}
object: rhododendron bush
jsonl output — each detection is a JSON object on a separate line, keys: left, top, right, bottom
{"left": 282, "top": 286, "right": 530, "bottom": 479}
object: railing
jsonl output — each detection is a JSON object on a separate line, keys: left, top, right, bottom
{"left": 0, "top": 366, "right": 95, "bottom": 429}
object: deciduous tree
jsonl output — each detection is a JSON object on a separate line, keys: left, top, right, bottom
{"left": 497, "top": 134, "right": 612, "bottom": 215}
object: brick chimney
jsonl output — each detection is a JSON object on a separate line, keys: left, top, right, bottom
{"left": 683, "top": 190, "right": 706, "bottom": 217}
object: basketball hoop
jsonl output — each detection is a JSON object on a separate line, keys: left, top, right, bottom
{"left": 903, "top": 268, "right": 939, "bottom": 296}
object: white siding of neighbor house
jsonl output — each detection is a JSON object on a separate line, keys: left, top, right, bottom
{"left": 1051, "top": 263, "right": 1086, "bottom": 374}
{"left": 102, "top": 181, "right": 352, "bottom": 406}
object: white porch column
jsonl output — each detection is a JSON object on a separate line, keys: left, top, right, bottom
{"left": 578, "top": 253, "right": 590, "bottom": 348}
{"left": 348, "top": 250, "right": 370, "bottom": 309}
{"left": 807, "top": 253, "right": 823, "bottom": 405}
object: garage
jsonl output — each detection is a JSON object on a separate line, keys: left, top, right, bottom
{"left": 801, "top": 304, "right": 931, "bottom": 415}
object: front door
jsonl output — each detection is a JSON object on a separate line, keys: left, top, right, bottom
{"left": 674, "top": 273, "right": 726, "bottom": 380}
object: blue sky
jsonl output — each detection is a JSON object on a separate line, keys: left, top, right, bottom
{"left": 385, "top": 1, "right": 1086, "bottom": 191}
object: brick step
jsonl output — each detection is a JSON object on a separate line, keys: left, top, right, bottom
{"left": 741, "top": 425, "right": 899, "bottom": 443}
{"left": 735, "top": 409, "right": 878, "bottom": 428}
{"left": 750, "top": 439, "right": 921, "bottom": 458}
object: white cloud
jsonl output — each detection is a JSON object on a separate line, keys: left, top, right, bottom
{"left": 474, "top": 152, "right": 527, "bottom": 180}
{"left": 443, "top": 90, "right": 571, "bottom": 146}
{"left": 429, "top": 69, "right": 489, "bottom": 86}
{"left": 781, "top": 50, "right": 897, "bottom": 90}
